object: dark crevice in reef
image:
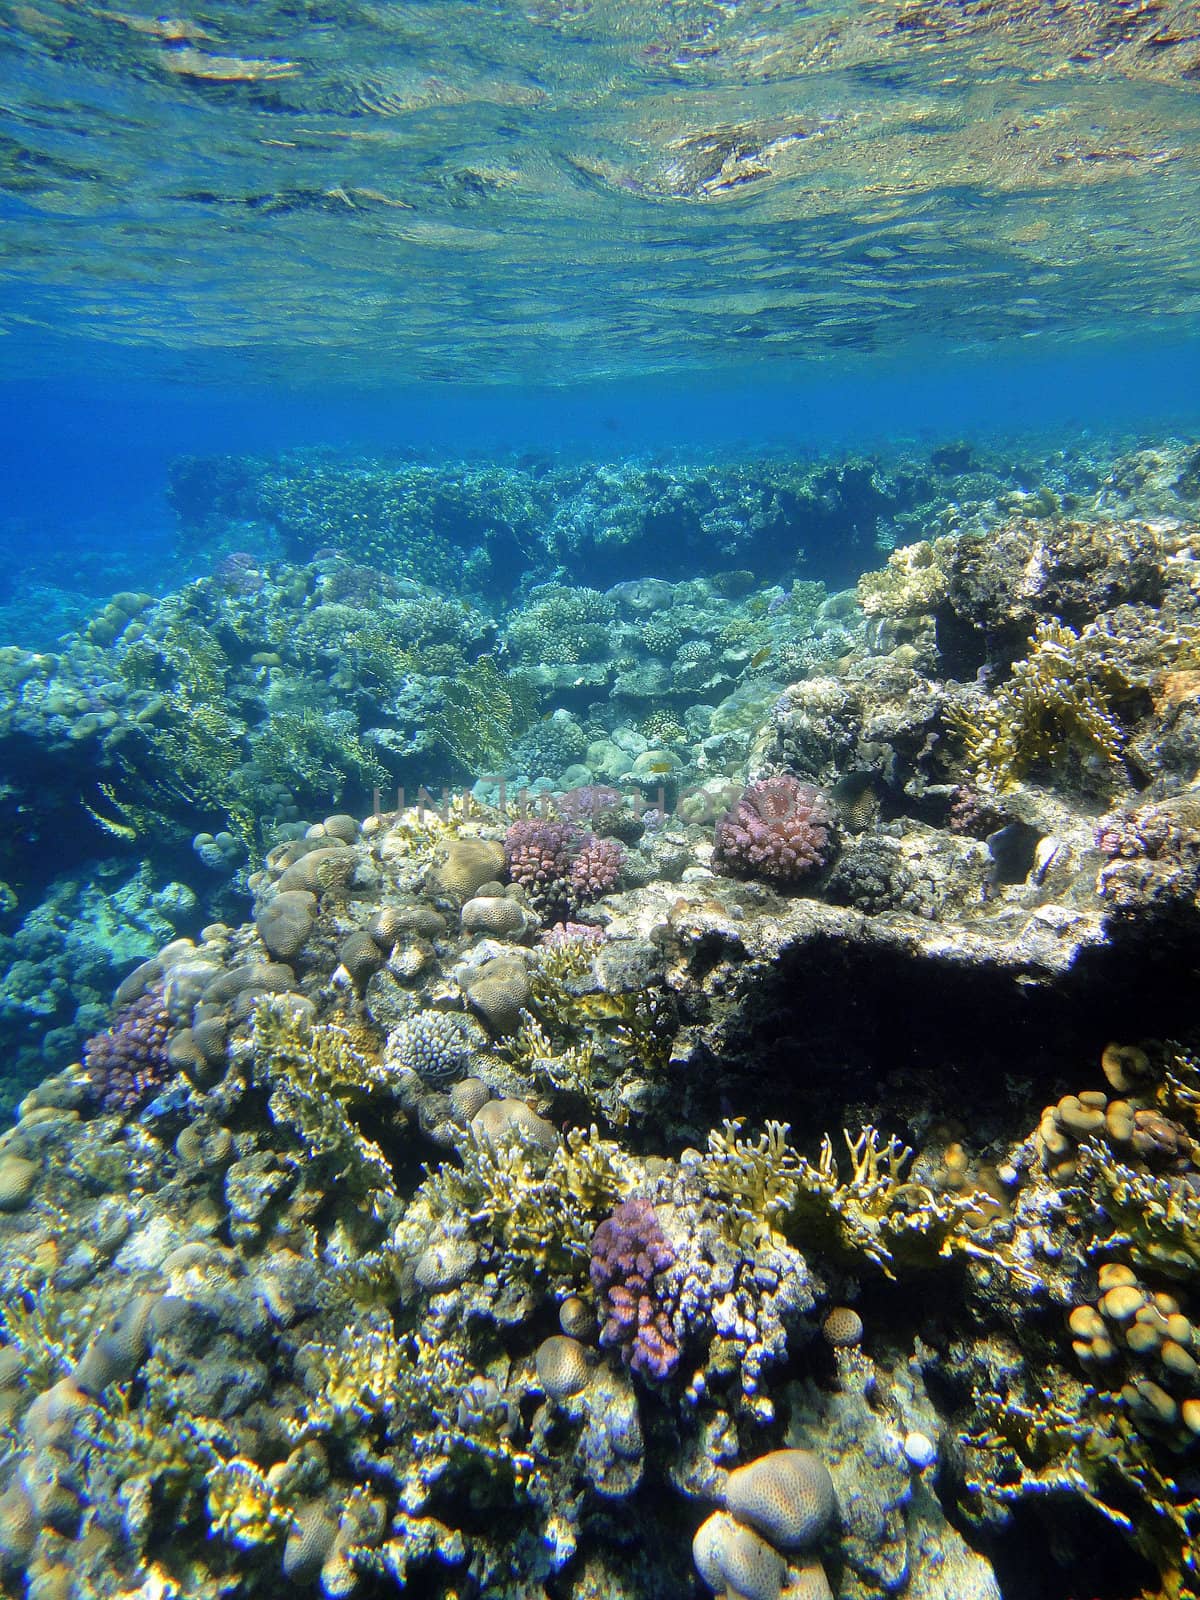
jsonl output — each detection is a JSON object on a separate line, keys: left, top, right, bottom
{"left": 686, "top": 921, "right": 1200, "bottom": 1144}
{"left": 976, "top": 1498, "right": 1158, "bottom": 1600}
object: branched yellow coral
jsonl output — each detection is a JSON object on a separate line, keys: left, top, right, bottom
{"left": 803, "top": 1126, "right": 1002, "bottom": 1277}
{"left": 254, "top": 1000, "right": 388, "bottom": 1100}
{"left": 503, "top": 1012, "right": 596, "bottom": 1096}
{"left": 427, "top": 1123, "right": 626, "bottom": 1277}
{"left": 705, "top": 1120, "right": 1004, "bottom": 1277}
{"left": 963, "top": 1382, "right": 1200, "bottom": 1597}
{"left": 577, "top": 989, "right": 676, "bottom": 1074}
{"left": 253, "top": 999, "right": 395, "bottom": 1202}
{"left": 285, "top": 1320, "right": 402, "bottom": 1443}
{"left": 703, "top": 1119, "right": 804, "bottom": 1244}
{"left": 0, "top": 1287, "right": 77, "bottom": 1389}
{"left": 947, "top": 619, "right": 1126, "bottom": 793}
{"left": 206, "top": 1456, "right": 291, "bottom": 1548}
{"left": 1079, "top": 1144, "right": 1200, "bottom": 1281}
{"left": 386, "top": 1337, "right": 538, "bottom": 1502}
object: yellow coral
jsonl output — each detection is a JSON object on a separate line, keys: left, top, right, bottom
{"left": 857, "top": 541, "right": 947, "bottom": 619}
{"left": 703, "top": 1119, "right": 804, "bottom": 1245}
{"left": 427, "top": 1122, "right": 626, "bottom": 1277}
{"left": 207, "top": 1456, "right": 291, "bottom": 1548}
{"left": 286, "top": 1321, "right": 402, "bottom": 1443}
{"left": 947, "top": 619, "right": 1125, "bottom": 793}
{"left": 704, "top": 1120, "right": 1007, "bottom": 1279}
{"left": 253, "top": 999, "right": 395, "bottom": 1202}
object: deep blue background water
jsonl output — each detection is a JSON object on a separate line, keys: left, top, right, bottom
{"left": 1, "top": 331, "right": 1198, "bottom": 645}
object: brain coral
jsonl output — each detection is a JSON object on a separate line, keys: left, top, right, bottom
{"left": 693, "top": 1510, "right": 786, "bottom": 1600}
{"left": 713, "top": 775, "right": 838, "bottom": 886}
{"left": 724, "top": 1448, "right": 837, "bottom": 1550}
{"left": 430, "top": 838, "right": 506, "bottom": 901}
{"left": 256, "top": 890, "right": 317, "bottom": 962}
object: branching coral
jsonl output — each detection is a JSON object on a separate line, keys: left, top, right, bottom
{"left": 947, "top": 618, "right": 1127, "bottom": 793}
{"left": 702, "top": 1120, "right": 804, "bottom": 1246}
{"left": 426, "top": 1123, "right": 627, "bottom": 1280}
{"left": 703, "top": 1119, "right": 1002, "bottom": 1278}
{"left": 252, "top": 1000, "right": 395, "bottom": 1204}
{"left": 286, "top": 1318, "right": 403, "bottom": 1444}
{"left": 590, "top": 1198, "right": 680, "bottom": 1379}
{"left": 83, "top": 984, "right": 173, "bottom": 1115}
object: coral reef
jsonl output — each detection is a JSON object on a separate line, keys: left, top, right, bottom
{"left": 4, "top": 434, "right": 1200, "bottom": 1599}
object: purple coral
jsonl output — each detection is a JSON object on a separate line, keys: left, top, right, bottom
{"left": 213, "top": 551, "right": 264, "bottom": 596}
{"left": 505, "top": 817, "right": 625, "bottom": 919}
{"left": 947, "top": 784, "right": 1007, "bottom": 840}
{"left": 83, "top": 986, "right": 173, "bottom": 1115}
{"left": 569, "top": 835, "right": 626, "bottom": 903}
{"left": 504, "top": 817, "right": 577, "bottom": 917}
{"left": 537, "top": 922, "right": 607, "bottom": 948}
{"left": 557, "top": 785, "right": 624, "bottom": 825}
{"left": 713, "top": 774, "right": 838, "bottom": 886}
{"left": 590, "top": 1199, "right": 680, "bottom": 1380}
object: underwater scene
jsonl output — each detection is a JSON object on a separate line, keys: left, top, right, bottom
{"left": 3, "top": 2, "right": 1200, "bottom": 1599}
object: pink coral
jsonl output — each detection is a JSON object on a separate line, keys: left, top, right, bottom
{"left": 713, "top": 774, "right": 837, "bottom": 886}
{"left": 504, "top": 818, "right": 624, "bottom": 919}
{"left": 504, "top": 817, "right": 577, "bottom": 918}
{"left": 590, "top": 1199, "right": 680, "bottom": 1380}
{"left": 569, "top": 835, "right": 625, "bottom": 903}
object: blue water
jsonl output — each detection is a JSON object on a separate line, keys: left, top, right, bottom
{"left": 2, "top": 335, "right": 1198, "bottom": 635}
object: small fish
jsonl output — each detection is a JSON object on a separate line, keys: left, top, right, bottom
{"left": 643, "top": 760, "right": 675, "bottom": 775}
{"left": 749, "top": 646, "right": 772, "bottom": 669}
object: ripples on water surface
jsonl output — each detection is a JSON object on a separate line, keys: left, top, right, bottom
{"left": 2, "top": 0, "right": 1200, "bottom": 381}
